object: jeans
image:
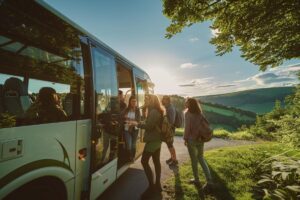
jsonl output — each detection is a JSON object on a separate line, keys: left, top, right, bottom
{"left": 187, "top": 139, "right": 212, "bottom": 182}
{"left": 124, "top": 129, "right": 138, "bottom": 157}
{"left": 141, "top": 148, "right": 161, "bottom": 186}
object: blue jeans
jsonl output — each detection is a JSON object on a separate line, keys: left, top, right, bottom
{"left": 124, "top": 129, "right": 138, "bottom": 154}
{"left": 187, "top": 139, "right": 212, "bottom": 182}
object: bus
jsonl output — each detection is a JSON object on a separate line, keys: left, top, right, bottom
{"left": 0, "top": 0, "right": 154, "bottom": 199}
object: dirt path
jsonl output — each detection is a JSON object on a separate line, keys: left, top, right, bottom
{"left": 98, "top": 137, "right": 256, "bottom": 200}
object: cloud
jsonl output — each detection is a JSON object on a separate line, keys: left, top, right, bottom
{"left": 189, "top": 37, "right": 199, "bottom": 42}
{"left": 251, "top": 73, "right": 294, "bottom": 85}
{"left": 180, "top": 62, "right": 198, "bottom": 69}
{"left": 178, "top": 77, "right": 214, "bottom": 87}
{"left": 235, "top": 63, "right": 300, "bottom": 87}
{"left": 216, "top": 84, "right": 236, "bottom": 88}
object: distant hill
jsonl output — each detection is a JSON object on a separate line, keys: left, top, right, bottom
{"left": 201, "top": 102, "right": 256, "bottom": 131}
{"left": 196, "top": 87, "right": 295, "bottom": 114}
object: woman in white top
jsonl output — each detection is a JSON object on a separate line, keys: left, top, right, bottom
{"left": 122, "top": 96, "right": 141, "bottom": 162}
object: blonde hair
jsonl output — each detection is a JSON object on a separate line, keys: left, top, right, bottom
{"left": 146, "top": 94, "right": 164, "bottom": 115}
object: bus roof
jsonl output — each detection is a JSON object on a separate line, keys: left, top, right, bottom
{"left": 36, "top": 0, "right": 153, "bottom": 83}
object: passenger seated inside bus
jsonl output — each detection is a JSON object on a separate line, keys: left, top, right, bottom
{"left": 2, "top": 77, "right": 32, "bottom": 118}
{"left": 25, "top": 87, "right": 67, "bottom": 123}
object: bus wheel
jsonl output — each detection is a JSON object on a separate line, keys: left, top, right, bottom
{"left": 4, "top": 177, "right": 66, "bottom": 200}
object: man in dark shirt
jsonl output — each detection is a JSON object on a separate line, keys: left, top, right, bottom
{"left": 118, "top": 90, "right": 127, "bottom": 112}
{"left": 162, "top": 95, "right": 178, "bottom": 166}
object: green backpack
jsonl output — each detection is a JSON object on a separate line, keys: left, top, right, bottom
{"left": 160, "top": 115, "right": 174, "bottom": 142}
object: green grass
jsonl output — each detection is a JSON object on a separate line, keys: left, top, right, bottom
{"left": 163, "top": 143, "right": 300, "bottom": 200}
{"left": 176, "top": 128, "right": 257, "bottom": 141}
{"left": 213, "top": 129, "right": 230, "bottom": 138}
{"left": 175, "top": 128, "right": 184, "bottom": 136}
{"left": 213, "top": 129, "right": 256, "bottom": 141}
{"left": 230, "top": 131, "right": 255, "bottom": 140}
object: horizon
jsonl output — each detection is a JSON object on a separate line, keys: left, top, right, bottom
{"left": 155, "top": 85, "right": 296, "bottom": 98}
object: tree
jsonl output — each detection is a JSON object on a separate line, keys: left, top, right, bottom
{"left": 162, "top": 0, "right": 300, "bottom": 70}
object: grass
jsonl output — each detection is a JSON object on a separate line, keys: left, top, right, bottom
{"left": 163, "top": 143, "right": 300, "bottom": 200}
{"left": 175, "top": 128, "right": 184, "bottom": 136}
{"left": 176, "top": 128, "right": 256, "bottom": 141}
{"left": 213, "top": 129, "right": 256, "bottom": 141}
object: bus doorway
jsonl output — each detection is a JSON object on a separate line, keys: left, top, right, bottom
{"left": 116, "top": 63, "right": 136, "bottom": 168}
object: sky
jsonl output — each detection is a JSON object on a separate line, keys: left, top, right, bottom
{"left": 44, "top": 0, "right": 300, "bottom": 96}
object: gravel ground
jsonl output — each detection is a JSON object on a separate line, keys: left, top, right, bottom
{"left": 98, "top": 137, "right": 256, "bottom": 200}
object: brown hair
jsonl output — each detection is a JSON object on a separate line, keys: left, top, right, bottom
{"left": 146, "top": 94, "right": 164, "bottom": 115}
{"left": 186, "top": 98, "right": 202, "bottom": 114}
{"left": 124, "top": 95, "right": 137, "bottom": 113}
{"left": 39, "top": 87, "right": 57, "bottom": 107}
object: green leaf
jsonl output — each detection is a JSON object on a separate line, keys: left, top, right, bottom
{"left": 258, "top": 178, "right": 275, "bottom": 184}
{"left": 273, "top": 189, "right": 288, "bottom": 199}
{"left": 286, "top": 185, "right": 300, "bottom": 193}
{"left": 281, "top": 172, "right": 290, "bottom": 181}
{"left": 271, "top": 171, "right": 282, "bottom": 178}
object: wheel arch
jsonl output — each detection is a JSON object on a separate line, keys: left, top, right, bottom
{"left": 1, "top": 165, "right": 74, "bottom": 200}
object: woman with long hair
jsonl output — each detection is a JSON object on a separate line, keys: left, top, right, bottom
{"left": 138, "top": 94, "right": 164, "bottom": 199}
{"left": 184, "top": 98, "right": 213, "bottom": 191}
{"left": 122, "top": 95, "right": 141, "bottom": 162}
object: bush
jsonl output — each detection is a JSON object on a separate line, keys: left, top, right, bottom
{"left": 255, "top": 155, "right": 300, "bottom": 199}
{"left": 231, "top": 131, "right": 256, "bottom": 140}
{"left": 213, "top": 129, "right": 230, "bottom": 138}
{"left": 174, "top": 128, "right": 184, "bottom": 136}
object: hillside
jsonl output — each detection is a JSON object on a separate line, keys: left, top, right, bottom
{"left": 201, "top": 102, "right": 256, "bottom": 131}
{"left": 196, "top": 87, "right": 295, "bottom": 114}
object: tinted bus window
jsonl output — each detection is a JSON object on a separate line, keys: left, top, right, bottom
{"left": 0, "top": 1, "right": 87, "bottom": 127}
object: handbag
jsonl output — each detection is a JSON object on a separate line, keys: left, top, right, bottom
{"left": 197, "top": 114, "right": 213, "bottom": 142}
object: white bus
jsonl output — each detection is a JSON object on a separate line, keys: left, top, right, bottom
{"left": 0, "top": 0, "right": 154, "bottom": 199}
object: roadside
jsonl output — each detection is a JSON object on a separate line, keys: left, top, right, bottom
{"left": 98, "top": 137, "right": 256, "bottom": 200}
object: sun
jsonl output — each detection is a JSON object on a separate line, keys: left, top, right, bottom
{"left": 146, "top": 67, "right": 181, "bottom": 95}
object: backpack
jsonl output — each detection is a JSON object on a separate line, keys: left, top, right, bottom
{"left": 160, "top": 115, "right": 174, "bottom": 142}
{"left": 174, "top": 109, "right": 184, "bottom": 128}
{"left": 197, "top": 114, "right": 213, "bottom": 142}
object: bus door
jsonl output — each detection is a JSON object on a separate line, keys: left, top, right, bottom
{"left": 134, "top": 78, "right": 149, "bottom": 158}
{"left": 116, "top": 62, "right": 135, "bottom": 168}
{"left": 89, "top": 45, "right": 120, "bottom": 199}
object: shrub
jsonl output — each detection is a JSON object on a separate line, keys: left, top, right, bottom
{"left": 213, "top": 129, "right": 230, "bottom": 138}
{"left": 231, "top": 131, "right": 256, "bottom": 140}
{"left": 255, "top": 155, "right": 300, "bottom": 200}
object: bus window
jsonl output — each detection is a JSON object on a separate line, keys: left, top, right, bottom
{"left": 0, "top": 5, "right": 86, "bottom": 127}
{"left": 117, "top": 63, "right": 134, "bottom": 104}
{"left": 91, "top": 47, "right": 119, "bottom": 170}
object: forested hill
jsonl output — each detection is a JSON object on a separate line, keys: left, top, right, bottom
{"left": 196, "top": 87, "right": 295, "bottom": 114}
{"left": 201, "top": 102, "right": 256, "bottom": 131}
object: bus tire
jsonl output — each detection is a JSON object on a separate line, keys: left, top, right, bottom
{"left": 4, "top": 176, "right": 67, "bottom": 200}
